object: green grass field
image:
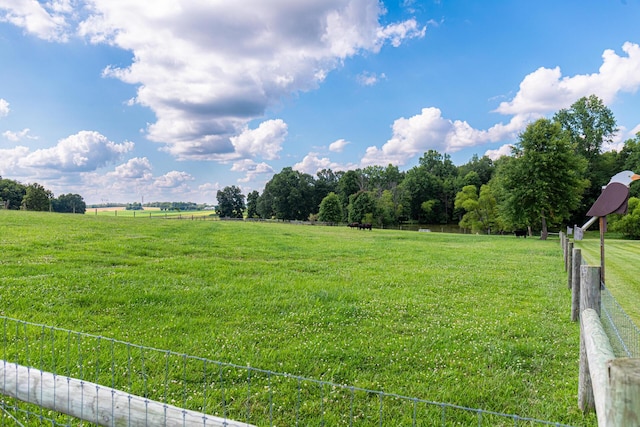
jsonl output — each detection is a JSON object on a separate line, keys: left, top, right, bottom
{"left": 0, "top": 210, "right": 596, "bottom": 425}
{"left": 574, "top": 235, "right": 640, "bottom": 324}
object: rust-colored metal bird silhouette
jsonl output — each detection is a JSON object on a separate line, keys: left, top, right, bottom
{"left": 586, "top": 170, "right": 640, "bottom": 217}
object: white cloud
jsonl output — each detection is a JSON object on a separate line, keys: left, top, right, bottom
{"left": 495, "top": 42, "right": 640, "bottom": 116}
{"left": 293, "top": 152, "right": 354, "bottom": 175}
{"left": 362, "top": 42, "right": 640, "bottom": 167}
{"left": 329, "top": 138, "right": 350, "bottom": 152}
{"left": 154, "top": 170, "right": 194, "bottom": 188}
{"left": 19, "top": 130, "right": 134, "bottom": 172}
{"left": 75, "top": 0, "right": 424, "bottom": 161}
{"left": 376, "top": 18, "right": 425, "bottom": 48}
{"left": 0, "top": 145, "right": 30, "bottom": 176}
{"left": 0, "top": 0, "right": 71, "bottom": 41}
{"left": 484, "top": 144, "right": 513, "bottom": 160}
{"left": 0, "top": 98, "right": 9, "bottom": 117}
{"left": 357, "top": 71, "right": 386, "bottom": 86}
{"left": 231, "top": 159, "right": 274, "bottom": 183}
{"left": 230, "top": 119, "right": 288, "bottom": 161}
{"left": 2, "top": 128, "right": 37, "bottom": 142}
{"left": 109, "top": 157, "right": 152, "bottom": 179}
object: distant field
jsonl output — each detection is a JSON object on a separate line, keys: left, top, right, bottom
{"left": 0, "top": 210, "right": 596, "bottom": 425}
{"left": 87, "top": 206, "right": 213, "bottom": 218}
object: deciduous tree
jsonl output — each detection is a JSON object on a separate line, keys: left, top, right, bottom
{"left": 554, "top": 95, "right": 618, "bottom": 219}
{"left": 318, "top": 192, "right": 342, "bottom": 224}
{"left": 22, "top": 183, "right": 53, "bottom": 211}
{"left": 216, "top": 185, "right": 245, "bottom": 218}
{"left": 495, "top": 118, "right": 588, "bottom": 239}
{"left": 53, "top": 193, "right": 86, "bottom": 213}
{"left": 246, "top": 190, "right": 260, "bottom": 218}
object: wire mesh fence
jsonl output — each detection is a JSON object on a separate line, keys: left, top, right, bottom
{"left": 0, "top": 316, "right": 574, "bottom": 427}
{"left": 601, "top": 285, "right": 640, "bottom": 358}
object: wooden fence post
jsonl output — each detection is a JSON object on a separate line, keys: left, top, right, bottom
{"left": 578, "top": 265, "right": 601, "bottom": 412}
{"left": 606, "top": 358, "right": 640, "bottom": 425}
{"left": 567, "top": 241, "right": 573, "bottom": 289}
{"left": 571, "top": 248, "right": 581, "bottom": 322}
{"left": 563, "top": 233, "right": 569, "bottom": 271}
{"left": 581, "top": 309, "right": 615, "bottom": 426}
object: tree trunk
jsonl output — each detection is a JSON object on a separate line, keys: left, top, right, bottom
{"left": 540, "top": 209, "right": 548, "bottom": 240}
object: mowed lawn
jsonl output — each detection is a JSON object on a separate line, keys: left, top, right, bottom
{"left": 0, "top": 211, "right": 596, "bottom": 425}
{"left": 575, "top": 236, "right": 640, "bottom": 324}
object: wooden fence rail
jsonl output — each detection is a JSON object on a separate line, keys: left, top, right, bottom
{"left": 0, "top": 361, "right": 254, "bottom": 427}
{"left": 561, "top": 231, "right": 640, "bottom": 426}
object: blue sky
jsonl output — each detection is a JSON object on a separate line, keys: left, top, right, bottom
{"left": 1, "top": 0, "right": 640, "bottom": 205}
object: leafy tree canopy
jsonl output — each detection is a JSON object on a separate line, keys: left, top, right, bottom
{"left": 495, "top": 118, "right": 588, "bottom": 239}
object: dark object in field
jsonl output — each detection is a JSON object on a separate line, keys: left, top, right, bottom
{"left": 358, "top": 223, "right": 372, "bottom": 230}
{"left": 514, "top": 230, "right": 527, "bottom": 238}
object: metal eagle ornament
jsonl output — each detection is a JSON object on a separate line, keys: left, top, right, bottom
{"left": 574, "top": 170, "right": 640, "bottom": 285}
{"left": 574, "top": 170, "right": 640, "bottom": 240}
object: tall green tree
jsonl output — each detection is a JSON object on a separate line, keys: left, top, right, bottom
{"left": 318, "top": 192, "right": 343, "bottom": 224}
{"left": 246, "top": 190, "right": 260, "bottom": 218}
{"left": 0, "top": 178, "right": 26, "bottom": 209}
{"left": 258, "top": 167, "right": 314, "bottom": 220}
{"left": 457, "top": 154, "right": 495, "bottom": 186}
{"left": 348, "top": 191, "right": 376, "bottom": 224}
{"left": 455, "top": 184, "right": 498, "bottom": 234}
{"left": 418, "top": 150, "right": 458, "bottom": 222}
{"left": 337, "top": 170, "right": 363, "bottom": 220}
{"left": 22, "top": 183, "right": 53, "bottom": 211}
{"left": 52, "top": 193, "right": 86, "bottom": 213}
{"left": 400, "top": 165, "right": 442, "bottom": 222}
{"left": 313, "top": 169, "right": 339, "bottom": 211}
{"left": 554, "top": 95, "right": 618, "bottom": 220}
{"left": 216, "top": 185, "right": 245, "bottom": 218}
{"left": 495, "top": 118, "right": 588, "bottom": 239}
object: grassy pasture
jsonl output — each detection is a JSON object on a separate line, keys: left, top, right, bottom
{"left": 0, "top": 211, "right": 596, "bottom": 425}
{"left": 574, "top": 235, "right": 640, "bottom": 324}
{"left": 88, "top": 206, "right": 214, "bottom": 219}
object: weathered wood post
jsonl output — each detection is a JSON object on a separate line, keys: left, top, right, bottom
{"left": 578, "top": 265, "right": 601, "bottom": 412}
{"left": 571, "top": 248, "right": 581, "bottom": 322}
{"left": 606, "top": 358, "right": 640, "bottom": 425}
{"left": 567, "top": 241, "right": 573, "bottom": 289}
{"left": 581, "top": 309, "right": 615, "bottom": 426}
{"left": 563, "top": 233, "right": 569, "bottom": 271}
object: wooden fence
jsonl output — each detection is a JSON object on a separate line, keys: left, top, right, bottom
{"left": 561, "top": 232, "right": 640, "bottom": 426}
{"left": 0, "top": 361, "right": 254, "bottom": 427}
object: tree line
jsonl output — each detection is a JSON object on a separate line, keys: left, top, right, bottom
{"left": 217, "top": 95, "right": 640, "bottom": 239}
{"left": 0, "top": 178, "right": 86, "bottom": 214}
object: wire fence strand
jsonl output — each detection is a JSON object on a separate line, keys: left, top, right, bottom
{"left": 0, "top": 316, "right": 574, "bottom": 427}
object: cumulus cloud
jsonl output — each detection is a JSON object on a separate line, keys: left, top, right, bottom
{"left": 2, "top": 128, "right": 37, "bottom": 142}
{"left": 231, "top": 159, "right": 275, "bottom": 183}
{"left": 0, "top": 145, "right": 30, "bottom": 176}
{"left": 329, "top": 138, "right": 350, "bottom": 152}
{"left": 484, "top": 144, "right": 513, "bottom": 160}
{"left": 0, "top": 0, "right": 71, "bottom": 41}
{"left": 293, "top": 152, "right": 355, "bottom": 175}
{"left": 230, "top": 119, "right": 288, "bottom": 161}
{"left": 109, "top": 157, "right": 152, "bottom": 179}
{"left": 154, "top": 170, "right": 194, "bottom": 188}
{"left": 19, "top": 130, "right": 133, "bottom": 172}
{"left": 496, "top": 42, "right": 640, "bottom": 116}
{"left": 74, "top": 0, "right": 424, "bottom": 160}
{"left": 361, "top": 42, "right": 640, "bottom": 167}
{"left": 0, "top": 98, "right": 9, "bottom": 117}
